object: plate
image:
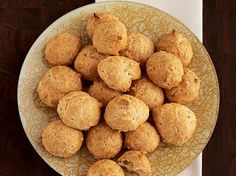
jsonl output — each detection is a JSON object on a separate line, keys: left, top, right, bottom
{"left": 17, "top": 1, "right": 220, "bottom": 176}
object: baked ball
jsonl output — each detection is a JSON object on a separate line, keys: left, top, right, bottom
{"left": 120, "top": 33, "right": 154, "bottom": 66}
{"left": 45, "top": 32, "right": 81, "bottom": 66}
{"left": 93, "top": 20, "right": 127, "bottom": 55}
{"left": 37, "top": 66, "right": 82, "bottom": 107}
{"left": 146, "top": 51, "right": 184, "bottom": 89}
{"left": 166, "top": 68, "right": 200, "bottom": 104}
{"left": 117, "top": 150, "right": 151, "bottom": 176}
{"left": 97, "top": 56, "right": 141, "bottom": 91}
{"left": 152, "top": 103, "right": 196, "bottom": 146}
{"left": 125, "top": 122, "right": 160, "bottom": 153}
{"left": 129, "top": 77, "right": 164, "bottom": 109}
{"left": 88, "top": 80, "right": 123, "bottom": 106}
{"left": 157, "top": 30, "right": 193, "bottom": 67}
{"left": 86, "top": 123, "right": 123, "bottom": 159}
{"left": 74, "top": 45, "right": 107, "bottom": 81}
{"left": 57, "top": 91, "right": 101, "bottom": 130}
{"left": 87, "top": 12, "right": 118, "bottom": 39}
{"left": 42, "top": 120, "right": 83, "bottom": 158}
{"left": 87, "top": 159, "right": 124, "bottom": 176}
{"left": 104, "top": 95, "right": 149, "bottom": 132}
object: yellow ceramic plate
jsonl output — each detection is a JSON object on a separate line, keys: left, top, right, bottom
{"left": 17, "top": 1, "right": 219, "bottom": 176}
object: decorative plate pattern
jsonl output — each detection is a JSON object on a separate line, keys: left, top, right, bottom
{"left": 17, "top": 1, "right": 220, "bottom": 176}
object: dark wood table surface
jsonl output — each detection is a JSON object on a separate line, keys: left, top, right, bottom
{"left": 0, "top": 0, "right": 235, "bottom": 175}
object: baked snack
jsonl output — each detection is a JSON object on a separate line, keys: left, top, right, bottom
{"left": 37, "top": 66, "right": 82, "bottom": 107}
{"left": 120, "top": 33, "right": 154, "bottom": 66}
{"left": 87, "top": 12, "right": 118, "bottom": 39}
{"left": 97, "top": 56, "right": 141, "bottom": 91}
{"left": 152, "top": 103, "right": 196, "bottom": 146}
{"left": 146, "top": 51, "right": 184, "bottom": 89}
{"left": 57, "top": 91, "right": 101, "bottom": 130}
{"left": 125, "top": 122, "right": 160, "bottom": 153}
{"left": 87, "top": 159, "right": 124, "bottom": 176}
{"left": 104, "top": 95, "right": 149, "bottom": 132}
{"left": 42, "top": 120, "right": 83, "bottom": 158}
{"left": 157, "top": 30, "right": 193, "bottom": 67}
{"left": 93, "top": 20, "right": 127, "bottom": 55}
{"left": 117, "top": 150, "right": 151, "bottom": 176}
{"left": 129, "top": 77, "right": 164, "bottom": 109}
{"left": 86, "top": 122, "right": 123, "bottom": 159}
{"left": 74, "top": 45, "right": 107, "bottom": 81}
{"left": 166, "top": 68, "right": 200, "bottom": 104}
{"left": 45, "top": 32, "right": 81, "bottom": 66}
{"left": 88, "top": 80, "right": 123, "bottom": 106}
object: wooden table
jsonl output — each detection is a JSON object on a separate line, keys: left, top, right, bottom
{"left": 0, "top": 0, "right": 235, "bottom": 175}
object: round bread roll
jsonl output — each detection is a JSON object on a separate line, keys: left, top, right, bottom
{"left": 120, "top": 33, "right": 154, "bottom": 66}
{"left": 86, "top": 123, "right": 123, "bottom": 159}
{"left": 125, "top": 122, "right": 160, "bottom": 153}
{"left": 129, "top": 77, "right": 164, "bottom": 109}
{"left": 93, "top": 20, "right": 127, "bottom": 55}
{"left": 87, "top": 159, "right": 124, "bottom": 176}
{"left": 157, "top": 30, "right": 193, "bottom": 67}
{"left": 74, "top": 45, "right": 107, "bottom": 81}
{"left": 152, "top": 103, "right": 197, "bottom": 146}
{"left": 88, "top": 80, "right": 123, "bottom": 106}
{"left": 166, "top": 68, "right": 200, "bottom": 104}
{"left": 37, "top": 66, "right": 82, "bottom": 107}
{"left": 86, "top": 12, "right": 119, "bottom": 39}
{"left": 45, "top": 32, "right": 81, "bottom": 66}
{"left": 57, "top": 91, "right": 101, "bottom": 130}
{"left": 117, "top": 150, "right": 151, "bottom": 176}
{"left": 146, "top": 51, "right": 184, "bottom": 89}
{"left": 104, "top": 95, "right": 149, "bottom": 132}
{"left": 42, "top": 120, "right": 83, "bottom": 158}
{"left": 97, "top": 56, "right": 141, "bottom": 91}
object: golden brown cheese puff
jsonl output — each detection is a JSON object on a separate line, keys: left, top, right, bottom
{"left": 104, "top": 95, "right": 149, "bottom": 132}
{"left": 88, "top": 80, "right": 123, "bottom": 106}
{"left": 93, "top": 20, "right": 127, "bottom": 55}
{"left": 157, "top": 30, "right": 193, "bottom": 67}
{"left": 42, "top": 120, "right": 83, "bottom": 158}
{"left": 166, "top": 68, "right": 200, "bottom": 104}
{"left": 37, "top": 66, "right": 82, "bottom": 107}
{"left": 125, "top": 122, "right": 160, "bottom": 153}
{"left": 57, "top": 91, "right": 101, "bottom": 130}
{"left": 97, "top": 56, "right": 141, "bottom": 92}
{"left": 45, "top": 32, "right": 81, "bottom": 66}
{"left": 74, "top": 45, "right": 108, "bottom": 81}
{"left": 87, "top": 159, "right": 124, "bottom": 176}
{"left": 117, "top": 150, "right": 151, "bottom": 176}
{"left": 152, "top": 103, "right": 196, "bottom": 146}
{"left": 86, "top": 12, "right": 119, "bottom": 39}
{"left": 120, "top": 33, "right": 154, "bottom": 66}
{"left": 86, "top": 123, "right": 123, "bottom": 159}
{"left": 129, "top": 77, "right": 164, "bottom": 109}
{"left": 146, "top": 51, "right": 184, "bottom": 89}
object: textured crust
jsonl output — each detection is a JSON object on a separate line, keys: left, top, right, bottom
{"left": 97, "top": 56, "right": 141, "bottom": 91}
{"left": 152, "top": 103, "right": 197, "bottom": 146}
{"left": 45, "top": 32, "right": 81, "bottom": 66}
{"left": 93, "top": 20, "right": 127, "bottom": 55}
{"left": 74, "top": 45, "right": 107, "bottom": 81}
{"left": 157, "top": 30, "right": 193, "bottom": 67}
{"left": 125, "top": 122, "right": 160, "bottom": 153}
{"left": 104, "top": 95, "right": 149, "bottom": 132}
{"left": 146, "top": 51, "right": 184, "bottom": 89}
{"left": 37, "top": 66, "right": 82, "bottom": 107}
{"left": 86, "top": 123, "right": 123, "bottom": 159}
{"left": 117, "top": 150, "right": 151, "bottom": 176}
{"left": 165, "top": 68, "right": 201, "bottom": 104}
{"left": 57, "top": 91, "right": 101, "bottom": 130}
{"left": 42, "top": 120, "right": 83, "bottom": 158}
